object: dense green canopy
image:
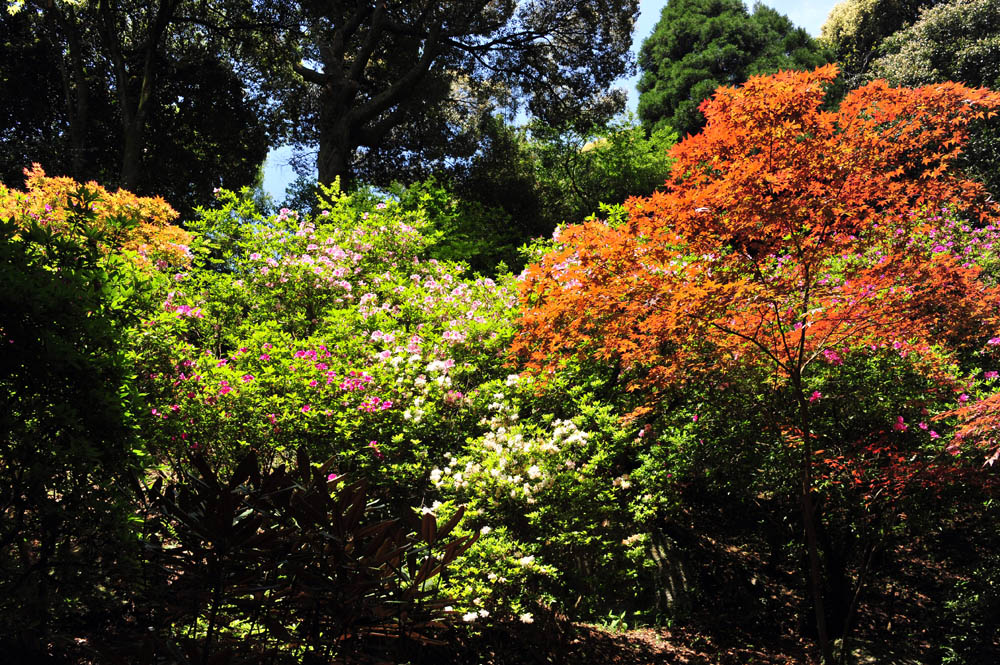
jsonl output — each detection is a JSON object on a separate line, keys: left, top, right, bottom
{"left": 258, "top": 0, "right": 640, "bottom": 187}
{"left": 819, "top": 0, "right": 935, "bottom": 86}
{"left": 637, "top": 0, "right": 831, "bottom": 138}
{"left": 0, "top": 0, "right": 271, "bottom": 219}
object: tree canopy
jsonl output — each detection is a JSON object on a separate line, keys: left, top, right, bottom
{"left": 865, "top": 0, "right": 1000, "bottom": 196}
{"left": 637, "top": 0, "right": 831, "bottom": 138}
{"left": 260, "top": 0, "right": 639, "bottom": 187}
{"left": 1, "top": 0, "right": 272, "bottom": 219}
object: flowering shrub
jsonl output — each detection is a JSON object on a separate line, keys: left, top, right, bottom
{"left": 0, "top": 164, "right": 191, "bottom": 270}
{"left": 426, "top": 361, "right": 666, "bottom": 621}
{"left": 132, "top": 183, "right": 518, "bottom": 498}
{"left": 130, "top": 185, "right": 673, "bottom": 624}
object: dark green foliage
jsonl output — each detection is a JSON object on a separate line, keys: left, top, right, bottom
{"left": 259, "top": 0, "right": 639, "bottom": 186}
{"left": 0, "top": 1, "right": 271, "bottom": 219}
{"left": 866, "top": 0, "right": 1000, "bottom": 196}
{"left": 416, "top": 115, "right": 676, "bottom": 274}
{"left": 134, "top": 49, "right": 273, "bottom": 221}
{"left": 121, "top": 450, "right": 477, "bottom": 665}
{"left": 0, "top": 7, "right": 118, "bottom": 187}
{"left": 939, "top": 541, "right": 1000, "bottom": 663}
{"left": 637, "top": 0, "right": 832, "bottom": 137}
{"left": 0, "top": 188, "right": 145, "bottom": 658}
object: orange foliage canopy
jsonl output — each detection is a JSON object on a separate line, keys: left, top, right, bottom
{"left": 515, "top": 66, "right": 1000, "bottom": 407}
{"left": 0, "top": 164, "right": 191, "bottom": 269}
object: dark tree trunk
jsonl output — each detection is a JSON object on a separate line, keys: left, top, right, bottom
{"left": 120, "top": 121, "right": 146, "bottom": 190}
{"left": 96, "top": 0, "right": 176, "bottom": 191}
{"left": 317, "top": 110, "right": 354, "bottom": 189}
{"left": 797, "top": 386, "right": 835, "bottom": 664}
{"left": 43, "top": 4, "right": 91, "bottom": 179}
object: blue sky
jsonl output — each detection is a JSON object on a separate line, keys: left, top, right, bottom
{"left": 261, "top": 0, "right": 841, "bottom": 200}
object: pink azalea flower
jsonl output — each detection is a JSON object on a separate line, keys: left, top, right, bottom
{"left": 821, "top": 349, "right": 843, "bottom": 366}
{"left": 809, "top": 391, "right": 822, "bottom": 403}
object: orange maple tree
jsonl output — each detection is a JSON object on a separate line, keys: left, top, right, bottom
{"left": 514, "top": 65, "right": 1000, "bottom": 662}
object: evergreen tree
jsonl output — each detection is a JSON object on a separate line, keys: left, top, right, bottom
{"left": 637, "top": 0, "right": 831, "bottom": 138}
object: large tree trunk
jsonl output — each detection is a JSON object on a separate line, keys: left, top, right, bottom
{"left": 316, "top": 83, "right": 356, "bottom": 188}
{"left": 648, "top": 526, "right": 694, "bottom": 617}
{"left": 97, "top": 0, "right": 175, "bottom": 191}
{"left": 317, "top": 118, "right": 353, "bottom": 189}
{"left": 119, "top": 122, "right": 145, "bottom": 190}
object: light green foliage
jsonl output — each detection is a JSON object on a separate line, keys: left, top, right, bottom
{"left": 429, "top": 355, "right": 666, "bottom": 619}
{"left": 132, "top": 185, "right": 519, "bottom": 505}
{"left": 438, "top": 115, "right": 677, "bottom": 273}
{"left": 820, "top": 0, "right": 932, "bottom": 85}
{"left": 528, "top": 115, "right": 677, "bottom": 226}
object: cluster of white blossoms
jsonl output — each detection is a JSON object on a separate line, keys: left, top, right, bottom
{"left": 430, "top": 393, "right": 592, "bottom": 505}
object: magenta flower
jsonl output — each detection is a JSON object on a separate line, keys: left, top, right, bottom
{"left": 893, "top": 416, "right": 907, "bottom": 432}
{"left": 809, "top": 391, "right": 822, "bottom": 403}
{"left": 986, "top": 371, "right": 998, "bottom": 380}
{"left": 301, "top": 405, "right": 311, "bottom": 413}
{"left": 821, "top": 349, "right": 843, "bottom": 366}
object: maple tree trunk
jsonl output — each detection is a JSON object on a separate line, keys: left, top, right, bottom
{"left": 799, "top": 397, "right": 835, "bottom": 664}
